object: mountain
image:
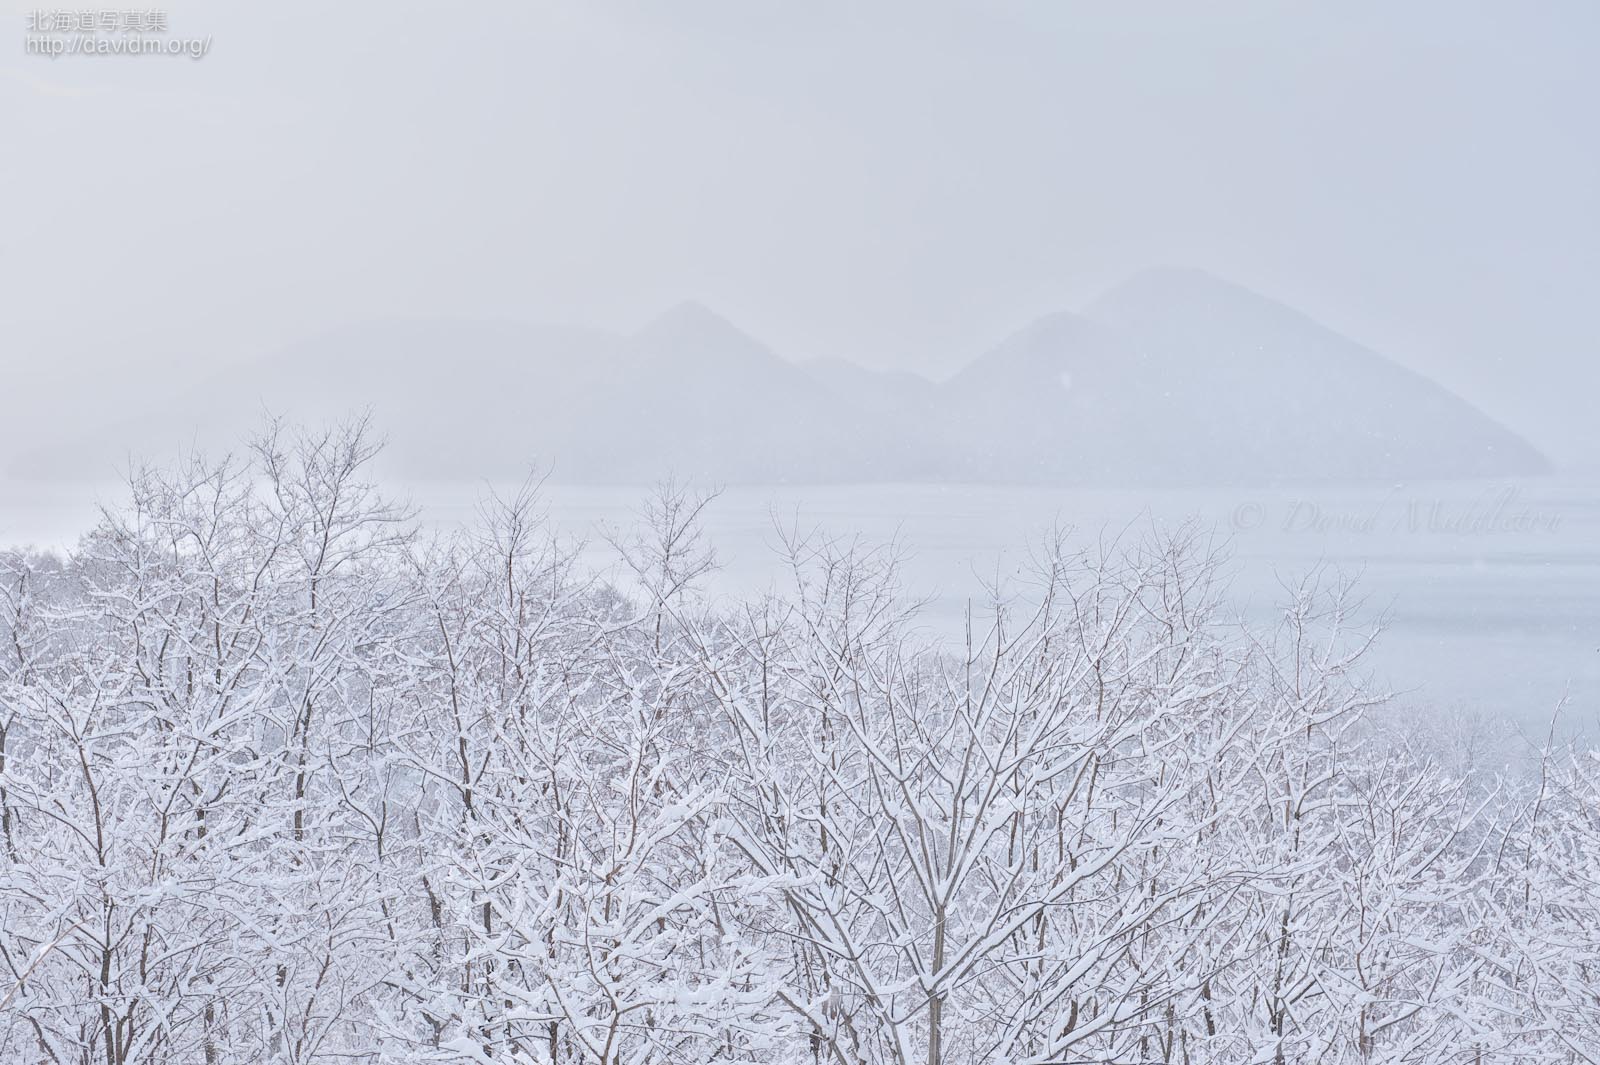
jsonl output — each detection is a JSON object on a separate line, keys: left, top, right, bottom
{"left": 572, "top": 303, "right": 890, "bottom": 482}
{"left": 1078, "top": 268, "right": 1549, "bottom": 481}
{"left": 797, "top": 358, "right": 947, "bottom": 478}
{"left": 15, "top": 273, "right": 1549, "bottom": 487}
{"left": 800, "top": 358, "right": 939, "bottom": 419}
{"left": 12, "top": 306, "right": 904, "bottom": 485}
{"left": 939, "top": 312, "right": 1168, "bottom": 482}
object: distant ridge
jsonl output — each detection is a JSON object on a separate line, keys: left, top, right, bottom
{"left": 18, "top": 272, "right": 1549, "bottom": 486}
{"left": 633, "top": 300, "right": 780, "bottom": 368}
{"left": 1078, "top": 268, "right": 1548, "bottom": 481}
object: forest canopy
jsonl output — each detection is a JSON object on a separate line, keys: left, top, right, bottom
{"left": 0, "top": 419, "right": 1593, "bottom": 1064}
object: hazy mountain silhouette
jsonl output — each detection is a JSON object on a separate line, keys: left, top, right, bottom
{"left": 1079, "top": 268, "right": 1549, "bottom": 481}
{"left": 14, "top": 271, "right": 1549, "bottom": 486}
{"left": 939, "top": 312, "right": 1164, "bottom": 482}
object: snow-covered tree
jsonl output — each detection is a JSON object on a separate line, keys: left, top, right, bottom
{"left": 0, "top": 418, "right": 1582, "bottom": 1064}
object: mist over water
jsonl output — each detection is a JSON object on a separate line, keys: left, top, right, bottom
{"left": 399, "top": 475, "right": 1597, "bottom": 736}
{"left": 7, "top": 470, "right": 1594, "bottom": 735}
{"left": 9, "top": 6, "right": 1600, "bottom": 1057}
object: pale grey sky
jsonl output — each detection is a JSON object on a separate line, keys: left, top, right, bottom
{"left": 4, "top": 1, "right": 1597, "bottom": 467}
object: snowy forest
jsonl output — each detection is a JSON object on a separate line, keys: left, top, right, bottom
{"left": 0, "top": 418, "right": 1595, "bottom": 1065}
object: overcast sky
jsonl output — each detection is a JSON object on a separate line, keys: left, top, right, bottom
{"left": 4, "top": 1, "right": 1597, "bottom": 468}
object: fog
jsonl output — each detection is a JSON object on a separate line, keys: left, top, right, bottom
{"left": 6, "top": 2, "right": 1600, "bottom": 726}
{"left": 4, "top": 1, "right": 1599, "bottom": 468}
{"left": 10, "top": 7, "right": 1600, "bottom": 1061}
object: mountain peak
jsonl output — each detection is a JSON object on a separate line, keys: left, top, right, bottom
{"left": 1006, "top": 309, "right": 1108, "bottom": 347}
{"left": 643, "top": 299, "right": 726, "bottom": 332}
{"left": 1088, "top": 267, "right": 1319, "bottom": 340}
{"left": 1079, "top": 266, "right": 1549, "bottom": 479}
{"left": 634, "top": 301, "right": 774, "bottom": 364}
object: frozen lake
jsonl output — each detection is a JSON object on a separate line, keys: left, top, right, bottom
{"left": 430, "top": 477, "right": 1600, "bottom": 738}
{"left": 6, "top": 475, "right": 1597, "bottom": 736}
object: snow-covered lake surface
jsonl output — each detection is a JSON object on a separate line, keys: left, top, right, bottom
{"left": 441, "top": 477, "right": 1600, "bottom": 737}
{"left": 6, "top": 475, "right": 1597, "bottom": 735}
